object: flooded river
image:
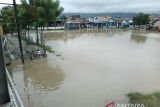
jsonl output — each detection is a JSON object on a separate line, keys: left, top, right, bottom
{"left": 8, "top": 29, "right": 160, "bottom": 107}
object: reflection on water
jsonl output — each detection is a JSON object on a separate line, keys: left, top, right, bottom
{"left": 24, "top": 59, "right": 65, "bottom": 91}
{"left": 130, "top": 34, "right": 147, "bottom": 43}
{"left": 8, "top": 59, "right": 65, "bottom": 107}
{"left": 8, "top": 30, "right": 160, "bottom": 107}
{"left": 43, "top": 29, "right": 129, "bottom": 42}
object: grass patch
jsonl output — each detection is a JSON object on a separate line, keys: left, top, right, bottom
{"left": 21, "top": 37, "right": 53, "bottom": 52}
{"left": 127, "top": 92, "right": 160, "bottom": 107}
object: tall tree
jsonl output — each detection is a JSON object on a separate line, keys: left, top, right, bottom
{"left": 133, "top": 13, "right": 150, "bottom": 26}
{"left": 1, "top": 6, "right": 15, "bottom": 35}
{"left": 21, "top": 0, "right": 64, "bottom": 44}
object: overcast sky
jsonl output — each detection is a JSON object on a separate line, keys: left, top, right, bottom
{"left": 1, "top": 0, "right": 160, "bottom": 13}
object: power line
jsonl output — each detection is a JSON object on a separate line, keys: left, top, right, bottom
{"left": 0, "top": 3, "right": 13, "bottom": 5}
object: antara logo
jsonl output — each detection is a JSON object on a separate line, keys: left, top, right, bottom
{"left": 105, "top": 101, "right": 145, "bottom": 107}
{"left": 106, "top": 101, "right": 115, "bottom": 107}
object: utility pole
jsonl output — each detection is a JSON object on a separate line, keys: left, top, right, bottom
{"left": 0, "top": 36, "right": 10, "bottom": 104}
{"left": 13, "top": 0, "right": 24, "bottom": 63}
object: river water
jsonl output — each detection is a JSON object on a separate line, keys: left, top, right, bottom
{"left": 8, "top": 29, "right": 160, "bottom": 107}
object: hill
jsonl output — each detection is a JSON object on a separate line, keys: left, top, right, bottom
{"left": 62, "top": 12, "right": 160, "bottom": 18}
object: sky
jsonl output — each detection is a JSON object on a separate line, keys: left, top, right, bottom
{"left": 0, "top": 0, "right": 160, "bottom": 13}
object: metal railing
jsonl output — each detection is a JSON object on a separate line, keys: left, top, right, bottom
{"left": 2, "top": 37, "right": 6, "bottom": 47}
{"left": 6, "top": 68, "right": 24, "bottom": 107}
{"left": 1, "top": 19, "right": 24, "bottom": 107}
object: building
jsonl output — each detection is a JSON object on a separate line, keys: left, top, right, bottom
{"left": 122, "top": 20, "right": 129, "bottom": 27}
{"left": 65, "top": 19, "right": 88, "bottom": 29}
{"left": 154, "top": 20, "right": 160, "bottom": 31}
{"left": 0, "top": 26, "right": 3, "bottom": 35}
{"left": 114, "top": 18, "right": 129, "bottom": 27}
{"left": 128, "top": 19, "right": 133, "bottom": 24}
{"left": 65, "top": 15, "right": 135, "bottom": 29}
{"left": 65, "top": 15, "right": 88, "bottom": 29}
{"left": 149, "top": 16, "right": 160, "bottom": 24}
{"left": 87, "top": 16, "right": 111, "bottom": 28}
{"left": 0, "top": 15, "right": 3, "bottom": 35}
{"left": 107, "top": 19, "right": 115, "bottom": 27}
{"left": 48, "top": 16, "right": 66, "bottom": 27}
{"left": 114, "top": 18, "right": 122, "bottom": 27}
{"left": 87, "top": 18, "right": 95, "bottom": 28}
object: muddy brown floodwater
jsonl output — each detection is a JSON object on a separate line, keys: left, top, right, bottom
{"left": 8, "top": 29, "right": 160, "bottom": 107}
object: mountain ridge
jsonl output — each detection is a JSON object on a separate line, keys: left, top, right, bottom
{"left": 62, "top": 12, "right": 160, "bottom": 18}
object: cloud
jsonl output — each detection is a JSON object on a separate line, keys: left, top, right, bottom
{"left": 0, "top": 0, "right": 21, "bottom": 9}
{"left": 61, "top": 0, "right": 160, "bottom": 13}
{"left": 0, "top": 0, "right": 160, "bottom": 13}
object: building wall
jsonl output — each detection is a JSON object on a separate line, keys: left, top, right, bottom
{"left": 0, "top": 26, "right": 3, "bottom": 35}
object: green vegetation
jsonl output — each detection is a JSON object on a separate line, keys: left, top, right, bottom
{"left": 0, "top": 5, "right": 29, "bottom": 34}
{"left": 1, "top": 6, "right": 16, "bottom": 34}
{"left": 21, "top": 0, "right": 64, "bottom": 44}
{"left": 0, "top": 0, "right": 63, "bottom": 51}
{"left": 133, "top": 13, "right": 150, "bottom": 25}
{"left": 21, "top": 37, "right": 53, "bottom": 52}
{"left": 127, "top": 92, "right": 160, "bottom": 107}
{"left": 30, "top": 43, "right": 53, "bottom": 53}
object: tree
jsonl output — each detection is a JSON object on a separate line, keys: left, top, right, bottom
{"left": 16, "top": 5, "right": 28, "bottom": 39}
{"left": 1, "top": 5, "right": 30, "bottom": 37}
{"left": 133, "top": 13, "right": 150, "bottom": 26}
{"left": 1, "top": 6, "right": 15, "bottom": 35}
{"left": 21, "top": 0, "right": 64, "bottom": 44}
